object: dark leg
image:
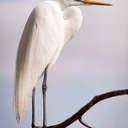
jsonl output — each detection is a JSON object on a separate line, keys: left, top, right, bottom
{"left": 42, "top": 66, "right": 48, "bottom": 128}
{"left": 32, "top": 88, "right": 36, "bottom": 128}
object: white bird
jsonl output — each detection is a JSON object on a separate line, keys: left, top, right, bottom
{"left": 14, "top": 0, "right": 111, "bottom": 127}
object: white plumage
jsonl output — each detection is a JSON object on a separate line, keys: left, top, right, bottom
{"left": 14, "top": 0, "right": 111, "bottom": 126}
{"left": 15, "top": 0, "right": 82, "bottom": 123}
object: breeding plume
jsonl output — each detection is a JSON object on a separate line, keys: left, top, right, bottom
{"left": 15, "top": 0, "right": 111, "bottom": 127}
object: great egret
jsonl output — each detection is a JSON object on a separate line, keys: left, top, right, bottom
{"left": 14, "top": 0, "right": 112, "bottom": 127}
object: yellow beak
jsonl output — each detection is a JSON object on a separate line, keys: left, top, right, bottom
{"left": 82, "top": 0, "right": 112, "bottom": 6}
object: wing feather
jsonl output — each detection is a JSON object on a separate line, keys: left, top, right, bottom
{"left": 15, "top": 2, "right": 64, "bottom": 125}
{"left": 15, "top": 7, "right": 50, "bottom": 122}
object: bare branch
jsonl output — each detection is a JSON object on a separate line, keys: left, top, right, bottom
{"left": 47, "top": 89, "right": 128, "bottom": 128}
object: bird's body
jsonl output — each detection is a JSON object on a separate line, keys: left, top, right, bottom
{"left": 14, "top": 0, "right": 111, "bottom": 127}
{"left": 15, "top": 0, "right": 82, "bottom": 121}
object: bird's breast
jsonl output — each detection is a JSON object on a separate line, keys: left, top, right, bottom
{"left": 63, "top": 6, "right": 83, "bottom": 43}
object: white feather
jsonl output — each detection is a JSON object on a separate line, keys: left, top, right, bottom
{"left": 15, "top": 0, "right": 83, "bottom": 125}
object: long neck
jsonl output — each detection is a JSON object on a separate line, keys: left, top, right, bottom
{"left": 55, "top": 0, "right": 83, "bottom": 43}
{"left": 63, "top": 6, "right": 83, "bottom": 43}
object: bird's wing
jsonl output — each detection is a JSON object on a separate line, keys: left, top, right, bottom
{"left": 15, "top": 2, "right": 64, "bottom": 123}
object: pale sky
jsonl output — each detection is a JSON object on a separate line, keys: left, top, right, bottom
{"left": 0, "top": 0, "right": 128, "bottom": 128}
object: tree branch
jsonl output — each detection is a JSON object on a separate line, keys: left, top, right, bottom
{"left": 47, "top": 89, "right": 128, "bottom": 128}
{"left": 34, "top": 89, "right": 128, "bottom": 128}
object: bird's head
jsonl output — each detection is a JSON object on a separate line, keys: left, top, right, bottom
{"left": 62, "top": 0, "right": 112, "bottom": 7}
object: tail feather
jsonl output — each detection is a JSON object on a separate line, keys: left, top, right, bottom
{"left": 14, "top": 70, "right": 37, "bottom": 125}
{"left": 17, "top": 118, "right": 20, "bottom": 128}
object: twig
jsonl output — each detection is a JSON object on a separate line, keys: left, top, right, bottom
{"left": 79, "top": 117, "right": 92, "bottom": 128}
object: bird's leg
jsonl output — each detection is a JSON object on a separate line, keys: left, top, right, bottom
{"left": 32, "top": 88, "right": 36, "bottom": 128}
{"left": 42, "top": 66, "right": 48, "bottom": 128}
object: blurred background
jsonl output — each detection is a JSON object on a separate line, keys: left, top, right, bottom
{"left": 0, "top": 0, "right": 128, "bottom": 127}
